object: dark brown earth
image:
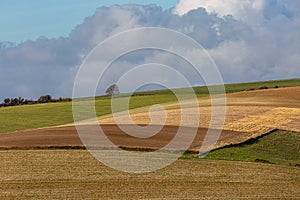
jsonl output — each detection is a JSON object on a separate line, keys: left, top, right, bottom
{"left": 0, "top": 124, "right": 254, "bottom": 152}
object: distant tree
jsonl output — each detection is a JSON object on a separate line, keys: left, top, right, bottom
{"left": 11, "top": 98, "right": 20, "bottom": 106}
{"left": 45, "top": 95, "right": 52, "bottom": 101}
{"left": 4, "top": 98, "right": 10, "bottom": 105}
{"left": 18, "top": 97, "right": 24, "bottom": 104}
{"left": 38, "top": 95, "right": 52, "bottom": 103}
{"left": 105, "top": 84, "right": 120, "bottom": 96}
{"left": 2, "top": 97, "right": 26, "bottom": 106}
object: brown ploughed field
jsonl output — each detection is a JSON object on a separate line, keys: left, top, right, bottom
{"left": 0, "top": 124, "right": 250, "bottom": 152}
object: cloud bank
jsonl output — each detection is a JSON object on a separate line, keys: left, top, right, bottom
{"left": 0, "top": 1, "right": 299, "bottom": 100}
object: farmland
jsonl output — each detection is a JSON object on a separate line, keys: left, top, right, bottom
{"left": 0, "top": 78, "right": 299, "bottom": 134}
{"left": 1, "top": 85, "right": 299, "bottom": 153}
{"left": 0, "top": 78, "right": 299, "bottom": 199}
{"left": 0, "top": 150, "right": 299, "bottom": 199}
{"left": 100, "top": 86, "right": 300, "bottom": 148}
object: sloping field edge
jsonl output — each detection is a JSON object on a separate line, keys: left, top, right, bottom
{"left": 208, "top": 129, "right": 279, "bottom": 153}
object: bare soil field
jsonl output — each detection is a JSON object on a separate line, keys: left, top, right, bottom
{"left": 100, "top": 86, "right": 300, "bottom": 135}
{"left": 226, "top": 86, "right": 300, "bottom": 107}
{"left": 0, "top": 124, "right": 252, "bottom": 152}
{"left": 0, "top": 150, "right": 299, "bottom": 199}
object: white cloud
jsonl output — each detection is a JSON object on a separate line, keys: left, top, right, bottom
{"left": 173, "top": 0, "right": 296, "bottom": 24}
{"left": 173, "top": 0, "right": 266, "bottom": 20}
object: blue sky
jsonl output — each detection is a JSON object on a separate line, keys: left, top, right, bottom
{"left": 0, "top": 0, "right": 179, "bottom": 43}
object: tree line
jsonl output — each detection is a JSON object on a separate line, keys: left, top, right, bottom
{"left": 0, "top": 95, "right": 71, "bottom": 107}
{"left": 0, "top": 84, "right": 119, "bottom": 108}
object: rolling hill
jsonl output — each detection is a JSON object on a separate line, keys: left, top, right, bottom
{"left": 0, "top": 78, "right": 299, "bottom": 134}
{"left": 0, "top": 78, "right": 299, "bottom": 199}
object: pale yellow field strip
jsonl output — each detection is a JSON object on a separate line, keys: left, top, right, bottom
{"left": 99, "top": 87, "right": 300, "bottom": 134}
{"left": 99, "top": 106, "right": 300, "bottom": 133}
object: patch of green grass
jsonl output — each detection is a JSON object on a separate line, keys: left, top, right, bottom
{"left": 0, "top": 78, "right": 299, "bottom": 134}
{"left": 129, "top": 78, "right": 300, "bottom": 96}
{"left": 0, "top": 94, "right": 178, "bottom": 134}
{"left": 206, "top": 130, "right": 300, "bottom": 166}
{"left": 0, "top": 102, "right": 74, "bottom": 133}
{"left": 101, "top": 78, "right": 299, "bottom": 97}
{"left": 223, "top": 78, "right": 300, "bottom": 93}
{"left": 180, "top": 153, "right": 199, "bottom": 160}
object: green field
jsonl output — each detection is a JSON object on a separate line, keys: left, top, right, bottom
{"left": 0, "top": 78, "right": 299, "bottom": 134}
{"left": 206, "top": 130, "right": 300, "bottom": 166}
{"left": 0, "top": 94, "right": 177, "bottom": 134}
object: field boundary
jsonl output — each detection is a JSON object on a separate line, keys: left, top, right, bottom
{"left": 0, "top": 128, "right": 283, "bottom": 154}
{"left": 209, "top": 129, "right": 279, "bottom": 153}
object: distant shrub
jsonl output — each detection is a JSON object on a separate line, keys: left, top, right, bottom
{"left": 58, "top": 97, "right": 72, "bottom": 102}
{"left": 258, "top": 86, "right": 269, "bottom": 90}
{"left": 245, "top": 88, "right": 255, "bottom": 91}
{"left": 255, "top": 158, "right": 272, "bottom": 164}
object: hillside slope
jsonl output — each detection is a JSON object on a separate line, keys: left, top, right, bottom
{"left": 101, "top": 86, "right": 300, "bottom": 134}
{"left": 0, "top": 79, "right": 299, "bottom": 134}
{"left": 207, "top": 130, "right": 300, "bottom": 166}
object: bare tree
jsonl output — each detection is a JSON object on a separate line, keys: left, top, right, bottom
{"left": 105, "top": 84, "right": 120, "bottom": 96}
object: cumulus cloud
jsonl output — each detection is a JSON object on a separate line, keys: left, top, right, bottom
{"left": 173, "top": 0, "right": 295, "bottom": 22}
{"left": 173, "top": 0, "right": 300, "bottom": 82}
{"left": 0, "top": 2, "right": 299, "bottom": 100}
{"left": 174, "top": 0, "right": 257, "bottom": 19}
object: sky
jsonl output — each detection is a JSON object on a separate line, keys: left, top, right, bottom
{"left": 0, "top": 0, "right": 299, "bottom": 101}
{"left": 0, "top": 0, "right": 179, "bottom": 43}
